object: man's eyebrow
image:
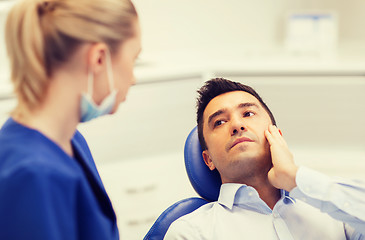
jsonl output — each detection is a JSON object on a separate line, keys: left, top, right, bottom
{"left": 207, "top": 102, "right": 260, "bottom": 125}
{"left": 208, "top": 109, "right": 226, "bottom": 125}
{"left": 238, "top": 102, "right": 259, "bottom": 109}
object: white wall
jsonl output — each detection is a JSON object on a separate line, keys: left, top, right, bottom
{"left": 2, "top": 0, "right": 365, "bottom": 83}
{"left": 132, "top": 0, "right": 365, "bottom": 58}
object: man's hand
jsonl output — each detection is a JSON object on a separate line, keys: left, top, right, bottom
{"left": 265, "top": 125, "right": 298, "bottom": 192}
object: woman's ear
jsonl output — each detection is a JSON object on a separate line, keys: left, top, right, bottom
{"left": 202, "top": 150, "right": 216, "bottom": 171}
{"left": 87, "top": 43, "right": 108, "bottom": 74}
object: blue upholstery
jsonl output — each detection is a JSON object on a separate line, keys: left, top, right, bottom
{"left": 143, "top": 198, "right": 208, "bottom": 240}
{"left": 143, "top": 127, "right": 222, "bottom": 240}
{"left": 184, "top": 126, "right": 222, "bottom": 202}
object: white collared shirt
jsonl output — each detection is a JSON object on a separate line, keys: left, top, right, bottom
{"left": 291, "top": 167, "right": 365, "bottom": 238}
{"left": 165, "top": 167, "right": 365, "bottom": 240}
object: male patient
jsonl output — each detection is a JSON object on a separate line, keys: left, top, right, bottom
{"left": 164, "top": 78, "right": 365, "bottom": 239}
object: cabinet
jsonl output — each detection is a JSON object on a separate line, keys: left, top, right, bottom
{"left": 98, "top": 153, "right": 196, "bottom": 240}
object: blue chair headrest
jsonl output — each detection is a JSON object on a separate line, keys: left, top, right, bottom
{"left": 184, "top": 126, "right": 222, "bottom": 202}
{"left": 143, "top": 197, "right": 208, "bottom": 240}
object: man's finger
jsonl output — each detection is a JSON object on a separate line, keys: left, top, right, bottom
{"left": 264, "top": 130, "right": 275, "bottom": 146}
{"left": 269, "top": 125, "right": 288, "bottom": 146}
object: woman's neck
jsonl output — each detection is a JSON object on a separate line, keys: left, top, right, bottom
{"left": 12, "top": 106, "right": 77, "bottom": 157}
{"left": 12, "top": 75, "right": 82, "bottom": 157}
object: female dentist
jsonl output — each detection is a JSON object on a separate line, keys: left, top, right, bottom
{"left": 0, "top": 0, "right": 141, "bottom": 239}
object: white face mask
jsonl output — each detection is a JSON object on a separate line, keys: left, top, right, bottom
{"left": 80, "top": 49, "right": 118, "bottom": 123}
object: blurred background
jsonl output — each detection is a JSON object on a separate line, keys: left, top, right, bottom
{"left": 1, "top": 0, "right": 365, "bottom": 239}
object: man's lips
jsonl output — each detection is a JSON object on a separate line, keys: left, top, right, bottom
{"left": 231, "top": 137, "right": 254, "bottom": 149}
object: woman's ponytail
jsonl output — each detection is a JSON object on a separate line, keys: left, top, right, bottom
{"left": 6, "top": 0, "right": 48, "bottom": 112}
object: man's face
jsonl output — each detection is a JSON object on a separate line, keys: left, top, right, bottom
{"left": 202, "top": 91, "right": 273, "bottom": 184}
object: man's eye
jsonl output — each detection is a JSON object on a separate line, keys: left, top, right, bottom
{"left": 244, "top": 112, "right": 254, "bottom": 117}
{"left": 214, "top": 120, "right": 225, "bottom": 128}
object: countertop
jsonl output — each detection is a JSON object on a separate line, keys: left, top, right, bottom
{"left": 1, "top": 44, "right": 365, "bottom": 97}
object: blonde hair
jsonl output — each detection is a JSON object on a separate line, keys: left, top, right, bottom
{"left": 5, "top": 0, "right": 137, "bottom": 114}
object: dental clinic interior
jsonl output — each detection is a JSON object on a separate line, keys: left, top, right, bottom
{"left": 0, "top": 0, "right": 365, "bottom": 239}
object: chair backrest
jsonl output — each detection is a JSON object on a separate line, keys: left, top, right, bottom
{"left": 143, "top": 126, "right": 222, "bottom": 240}
{"left": 184, "top": 126, "right": 222, "bottom": 202}
{"left": 143, "top": 197, "right": 208, "bottom": 240}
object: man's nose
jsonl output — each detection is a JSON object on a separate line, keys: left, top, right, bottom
{"left": 232, "top": 126, "right": 245, "bottom": 135}
{"left": 231, "top": 116, "right": 245, "bottom": 136}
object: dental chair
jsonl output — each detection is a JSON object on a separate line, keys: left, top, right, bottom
{"left": 143, "top": 126, "right": 222, "bottom": 240}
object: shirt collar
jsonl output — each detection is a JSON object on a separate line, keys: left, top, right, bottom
{"left": 217, "top": 183, "right": 244, "bottom": 209}
{"left": 282, "top": 189, "right": 296, "bottom": 204}
{"left": 218, "top": 183, "right": 295, "bottom": 210}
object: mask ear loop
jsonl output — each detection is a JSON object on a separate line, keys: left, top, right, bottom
{"left": 87, "top": 68, "right": 94, "bottom": 97}
{"left": 104, "top": 49, "right": 115, "bottom": 93}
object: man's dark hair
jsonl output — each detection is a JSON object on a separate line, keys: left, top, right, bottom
{"left": 196, "top": 78, "right": 276, "bottom": 150}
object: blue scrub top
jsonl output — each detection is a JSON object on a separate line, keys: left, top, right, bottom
{"left": 0, "top": 118, "right": 119, "bottom": 240}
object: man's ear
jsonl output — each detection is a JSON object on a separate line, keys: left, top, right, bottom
{"left": 202, "top": 150, "right": 216, "bottom": 171}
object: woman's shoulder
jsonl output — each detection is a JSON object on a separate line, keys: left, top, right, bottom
{"left": 0, "top": 148, "right": 80, "bottom": 184}
{"left": 0, "top": 119, "right": 91, "bottom": 183}
{"left": 0, "top": 135, "right": 81, "bottom": 184}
